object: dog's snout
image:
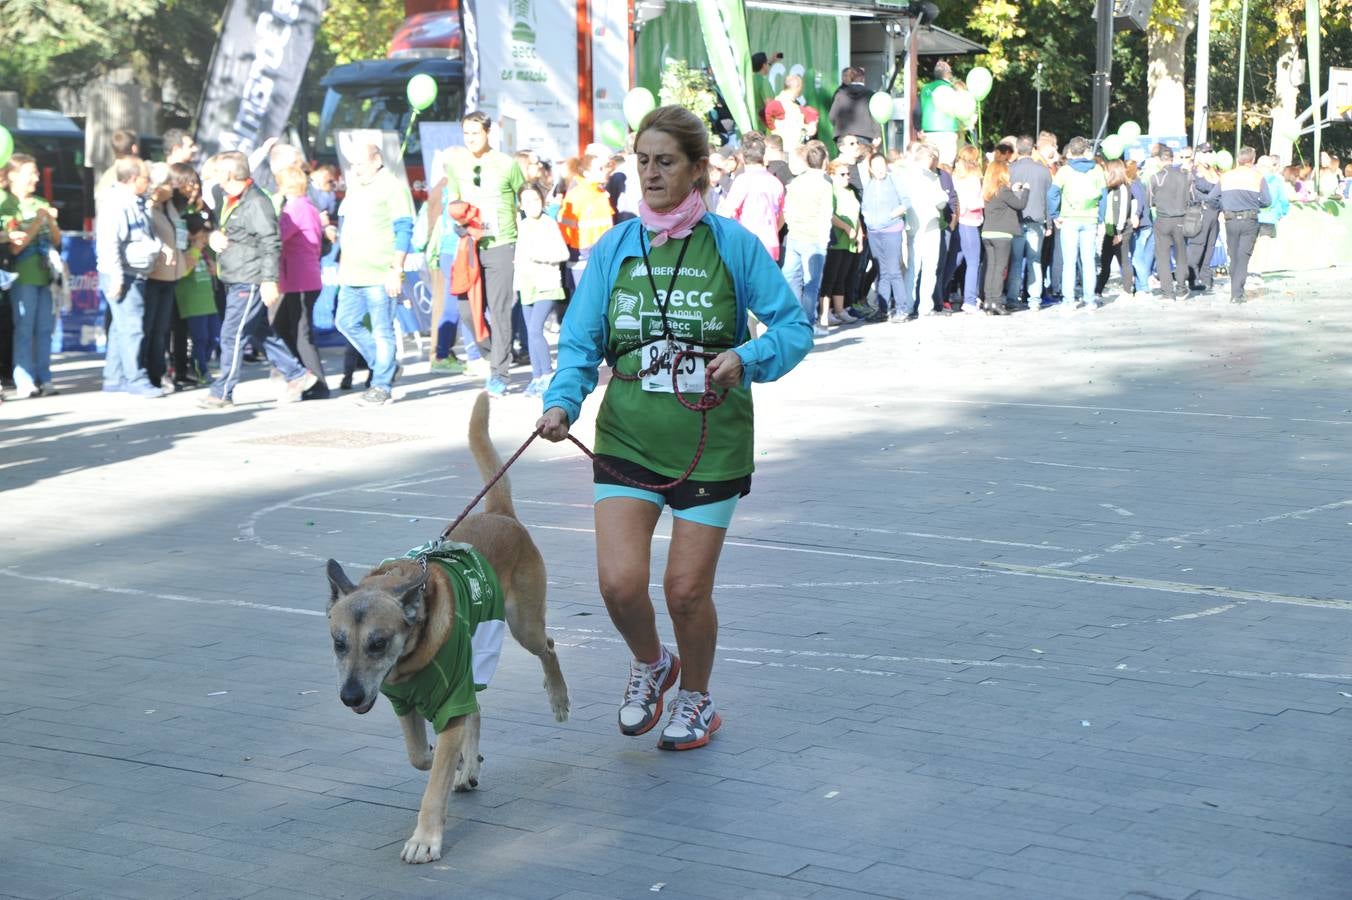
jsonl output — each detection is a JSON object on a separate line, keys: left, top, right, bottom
{"left": 340, "top": 678, "right": 366, "bottom": 708}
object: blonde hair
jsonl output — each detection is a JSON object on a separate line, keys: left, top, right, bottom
{"left": 276, "top": 165, "right": 309, "bottom": 198}
{"left": 635, "top": 105, "right": 711, "bottom": 192}
{"left": 954, "top": 144, "right": 983, "bottom": 180}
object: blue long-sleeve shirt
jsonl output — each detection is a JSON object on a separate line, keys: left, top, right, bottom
{"left": 542, "top": 213, "right": 813, "bottom": 425}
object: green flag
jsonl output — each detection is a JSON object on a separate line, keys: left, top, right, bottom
{"left": 1306, "top": 0, "right": 1322, "bottom": 193}
{"left": 695, "top": 0, "right": 755, "bottom": 135}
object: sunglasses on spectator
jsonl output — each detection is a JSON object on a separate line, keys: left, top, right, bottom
{"left": 473, "top": 165, "right": 482, "bottom": 187}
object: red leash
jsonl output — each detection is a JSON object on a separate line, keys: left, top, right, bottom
{"left": 442, "top": 354, "right": 728, "bottom": 537}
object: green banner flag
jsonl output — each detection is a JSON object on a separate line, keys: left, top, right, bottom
{"left": 1306, "top": 0, "right": 1322, "bottom": 193}
{"left": 695, "top": 0, "right": 756, "bottom": 135}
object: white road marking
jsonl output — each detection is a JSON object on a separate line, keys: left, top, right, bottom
{"left": 905, "top": 397, "right": 1275, "bottom": 421}
{"left": 1107, "top": 603, "right": 1240, "bottom": 628}
{"left": 8, "top": 566, "right": 1344, "bottom": 683}
{"left": 984, "top": 562, "right": 1352, "bottom": 611}
{"left": 0, "top": 568, "right": 323, "bottom": 617}
{"left": 735, "top": 515, "right": 1075, "bottom": 551}
{"left": 994, "top": 456, "right": 1134, "bottom": 472}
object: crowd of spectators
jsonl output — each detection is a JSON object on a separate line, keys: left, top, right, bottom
{"left": 1, "top": 64, "right": 1348, "bottom": 407}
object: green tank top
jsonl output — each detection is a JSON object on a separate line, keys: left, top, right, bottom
{"left": 595, "top": 223, "right": 754, "bottom": 481}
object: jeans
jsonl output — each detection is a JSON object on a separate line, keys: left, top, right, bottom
{"left": 1046, "top": 224, "right": 1063, "bottom": 297}
{"left": 867, "top": 228, "right": 907, "bottom": 314}
{"left": 1131, "top": 225, "right": 1155, "bottom": 292}
{"left": 142, "top": 279, "right": 177, "bottom": 387}
{"left": 941, "top": 224, "right": 981, "bottom": 308}
{"left": 335, "top": 284, "right": 398, "bottom": 389}
{"left": 932, "top": 228, "right": 951, "bottom": 305}
{"left": 100, "top": 273, "right": 152, "bottom": 388}
{"left": 10, "top": 282, "right": 54, "bottom": 392}
{"left": 184, "top": 313, "right": 220, "bottom": 381}
{"left": 907, "top": 228, "right": 942, "bottom": 316}
{"left": 1005, "top": 220, "right": 1044, "bottom": 302}
{"left": 434, "top": 264, "right": 462, "bottom": 359}
{"left": 782, "top": 238, "right": 827, "bottom": 325}
{"left": 523, "top": 301, "right": 559, "bottom": 379}
{"left": 213, "top": 282, "right": 307, "bottom": 400}
{"left": 1058, "top": 219, "right": 1097, "bottom": 306}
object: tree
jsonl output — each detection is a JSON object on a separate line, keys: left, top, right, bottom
{"left": 947, "top": 0, "right": 1149, "bottom": 144}
{"left": 318, "top": 0, "right": 403, "bottom": 66}
{"left": 0, "top": 0, "right": 226, "bottom": 125}
{"left": 1147, "top": 0, "right": 1200, "bottom": 137}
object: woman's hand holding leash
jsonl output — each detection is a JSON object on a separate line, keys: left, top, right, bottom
{"left": 536, "top": 407, "right": 570, "bottom": 442}
{"left": 705, "top": 351, "right": 743, "bottom": 389}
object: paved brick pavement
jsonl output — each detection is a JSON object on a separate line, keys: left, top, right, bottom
{"left": 2, "top": 271, "right": 1350, "bottom": 899}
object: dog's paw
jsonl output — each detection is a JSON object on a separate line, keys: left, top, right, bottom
{"left": 409, "top": 744, "right": 434, "bottom": 771}
{"left": 548, "top": 685, "right": 571, "bottom": 722}
{"left": 400, "top": 829, "right": 442, "bottom": 864}
{"left": 453, "top": 754, "right": 481, "bottom": 793}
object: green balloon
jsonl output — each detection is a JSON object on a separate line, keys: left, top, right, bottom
{"left": 868, "top": 92, "right": 894, "bottom": 125}
{"left": 966, "top": 66, "right": 993, "bottom": 103}
{"left": 949, "top": 90, "right": 976, "bottom": 121}
{"left": 623, "top": 88, "right": 656, "bottom": 130}
{"left": 1215, "top": 149, "right": 1234, "bottom": 171}
{"left": 1117, "top": 120, "right": 1142, "bottom": 142}
{"left": 406, "top": 74, "right": 438, "bottom": 112}
{"left": 1101, "top": 135, "right": 1124, "bottom": 160}
{"left": 599, "top": 119, "right": 627, "bottom": 151}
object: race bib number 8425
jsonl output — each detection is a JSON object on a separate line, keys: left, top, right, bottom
{"left": 641, "top": 342, "right": 706, "bottom": 393}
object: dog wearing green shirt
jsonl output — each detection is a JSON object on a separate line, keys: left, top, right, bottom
{"left": 325, "top": 393, "right": 569, "bottom": 864}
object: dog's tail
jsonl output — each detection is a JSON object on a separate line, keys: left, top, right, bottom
{"left": 468, "top": 391, "right": 517, "bottom": 519}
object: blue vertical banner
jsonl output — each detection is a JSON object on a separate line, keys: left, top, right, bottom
{"left": 59, "top": 234, "right": 104, "bottom": 353}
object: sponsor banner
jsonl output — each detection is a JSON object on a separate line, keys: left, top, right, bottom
{"left": 473, "top": 0, "right": 580, "bottom": 162}
{"left": 195, "top": 0, "right": 328, "bottom": 158}
{"left": 58, "top": 234, "right": 104, "bottom": 353}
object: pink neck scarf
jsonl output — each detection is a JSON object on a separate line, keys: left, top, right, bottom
{"left": 639, "top": 189, "right": 706, "bottom": 247}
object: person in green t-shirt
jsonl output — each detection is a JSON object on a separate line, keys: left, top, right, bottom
{"left": 444, "top": 112, "right": 526, "bottom": 396}
{"left": 918, "top": 60, "right": 960, "bottom": 167}
{"left": 751, "top": 52, "right": 775, "bottom": 133}
{"left": 4, "top": 154, "right": 62, "bottom": 397}
{"left": 1049, "top": 136, "right": 1108, "bottom": 310}
{"left": 534, "top": 105, "right": 813, "bottom": 753}
{"left": 334, "top": 143, "right": 415, "bottom": 406}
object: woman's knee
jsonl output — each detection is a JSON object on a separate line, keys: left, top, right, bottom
{"left": 598, "top": 567, "right": 650, "bottom": 612}
{"left": 663, "top": 574, "right": 712, "bottom": 620}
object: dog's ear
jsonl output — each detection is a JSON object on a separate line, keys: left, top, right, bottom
{"left": 326, "top": 559, "right": 356, "bottom": 610}
{"left": 397, "top": 570, "right": 429, "bottom": 626}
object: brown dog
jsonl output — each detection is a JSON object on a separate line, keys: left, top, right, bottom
{"left": 326, "top": 392, "right": 569, "bottom": 863}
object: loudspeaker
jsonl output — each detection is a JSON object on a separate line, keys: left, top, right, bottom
{"left": 1092, "top": 0, "right": 1152, "bottom": 31}
{"left": 1114, "top": 0, "right": 1152, "bottom": 31}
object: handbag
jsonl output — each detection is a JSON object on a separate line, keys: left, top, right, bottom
{"left": 1181, "top": 181, "right": 1206, "bottom": 238}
